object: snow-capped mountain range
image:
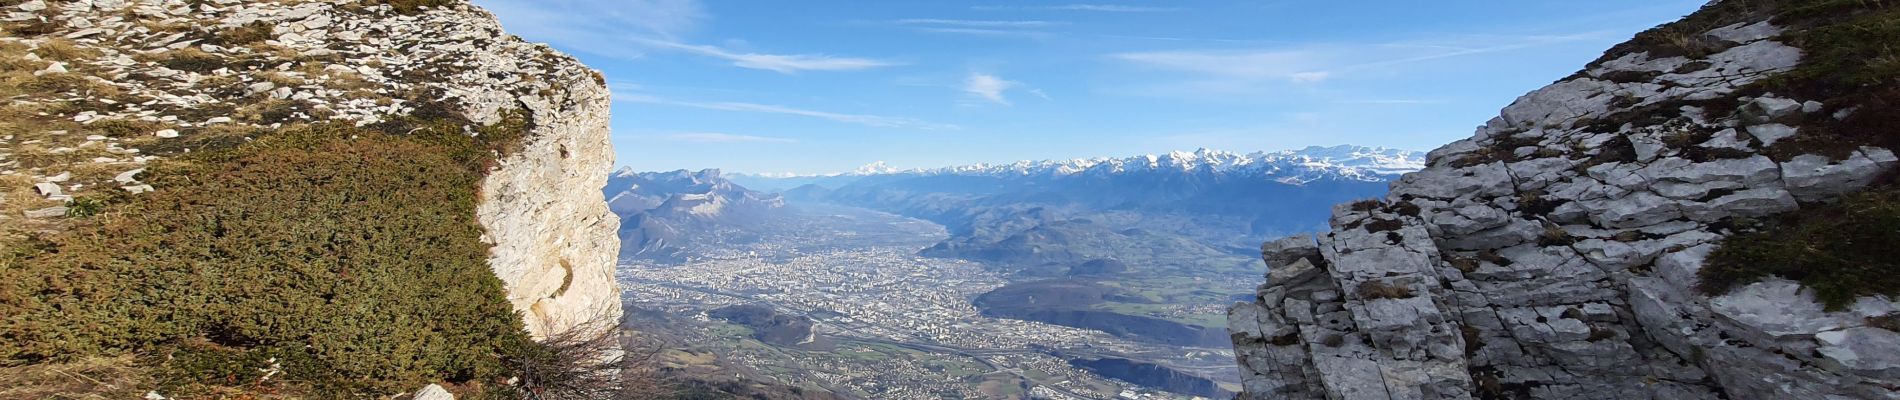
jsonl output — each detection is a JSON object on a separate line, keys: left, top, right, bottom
{"left": 739, "top": 145, "right": 1424, "bottom": 186}
{"left": 609, "top": 145, "right": 1422, "bottom": 264}
{"left": 605, "top": 168, "right": 785, "bottom": 219}
{"left": 603, "top": 168, "right": 785, "bottom": 262}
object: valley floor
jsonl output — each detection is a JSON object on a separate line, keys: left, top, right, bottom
{"left": 617, "top": 205, "right": 1238, "bottom": 399}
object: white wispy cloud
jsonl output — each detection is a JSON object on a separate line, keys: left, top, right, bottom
{"left": 473, "top": 0, "right": 705, "bottom": 58}
{"left": 916, "top": 27, "right": 1051, "bottom": 38}
{"left": 613, "top": 86, "right": 959, "bottom": 130}
{"left": 1049, "top": 4, "right": 1179, "bottom": 12}
{"left": 1111, "top": 31, "right": 1613, "bottom": 93}
{"left": 634, "top": 38, "right": 902, "bottom": 73}
{"left": 1348, "top": 33, "right": 1608, "bottom": 70}
{"left": 973, "top": 4, "right": 1180, "bottom": 12}
{"left": 684, "top": 101, "right": 956, "bottom": 129}
{"left": 893, "top": 19, "right": 1060, "bottom": 28}
{"left": 659, "top": 132, "right": 798, "bottom": 143}
{"left": 1338, "top": 99, "right": 1445, "bottom": 105}
{"left": 1113, "top": 48, "right": 1335, "bottom": 82}
{"left": 963, "top": 73, "right": 1020, "bottom": 105}
{"left": 888, "top": 19, "right": 1058, "bottom": 38}
{"left": 475, "top": 0, "right": 897, "bottom": 74}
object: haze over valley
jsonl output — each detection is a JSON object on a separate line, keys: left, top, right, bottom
{"left": 606, "top": 146, "right": 1423, "bottom": 398}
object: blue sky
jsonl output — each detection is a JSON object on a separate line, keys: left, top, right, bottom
{"left": 470, "top": 0, "right": 1707, "bottom": 174}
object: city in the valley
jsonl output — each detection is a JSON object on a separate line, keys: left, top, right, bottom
{"left": 618, "top": 205, "right": 1240, "bottom": 400}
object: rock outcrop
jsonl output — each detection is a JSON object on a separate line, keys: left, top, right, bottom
{"left": 0, "top": 0, "right": 620, "bottom": 338}
{"left": 1228, "top": 2, "right": 1900, "bottom": 399}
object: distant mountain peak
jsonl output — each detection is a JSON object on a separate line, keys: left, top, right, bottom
{"left": 726, "top": 145, "right": 1425, "bottom": 185}
{"left": 870, "top": 145, "right": 1425, "bottom": 184}
{"left": 602, "top": 167, "right": 787, "bottom": 263}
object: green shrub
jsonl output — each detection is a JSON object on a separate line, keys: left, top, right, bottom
{"left": 1699, "top": 188, "right": 1900, "bottom": 310}
{"left": 1743, "top": 0, "right": 1900, "bottom": 160}
{"left": 62, "top": 197, "right": 107, "bottom": 218}
{"left": 1563, "top": 1, "right": 1900, "bottom": 161}
{"left": 85, "top": 119, "right": 163, "bottom": 138}
{"left": 0, "top": 121, "right": 535, "bottom": 396}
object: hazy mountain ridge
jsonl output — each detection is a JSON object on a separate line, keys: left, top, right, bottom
{"left": 605, "top": 168, "right": 786, "bottom": 262}
{"left": 734, "top": 145, "right": 1422, "bottom": 186}
{"left": 900, "top": 145, "right": 1421, "bottom": 184}
{"left": 768, "top": 145, "right": 1422, "bottom": 270}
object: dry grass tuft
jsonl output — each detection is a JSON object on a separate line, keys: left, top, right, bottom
{"left": 1448, "top": 255, "right": 1480, "bottom": 274}
{"left": 1869, "top": 313, "right": 1900, "bottom": 332}
{"left": 31, "top": 38, "right": 98, "bottom": 62}
{"left": 1586, "top": 326, "right": 1620, "bottom": 342}
{"left": 137, "top": 48, "right": 224, "bottom": 74}
{"left": 257, "top": 71, "right": 305, "bottom": 87}
{"left": 325, "top": 69, "right": 379, "bottom": 91}
{"left": 1538, "top": 224, "right": 1577, "bottom": 246}
{"left": 0, "top": 42, "right": 119, "bottom": 100}
{"left": 498, "top": 322, "right": 672, "bottom": 400}
{"left": 1355, "top": 280, "right": 1416, "bottom": 300}
{"left": 213, "top": 21, "right": 274, "bottom": 46}
{"left": 0, "top": 356, "right": 148, "bottom": 400}
{"left": 0, "top": 174, "right": 56, "bottom": 219}
{"left": 1349, "top": 198, "right": 1384, "bottom": 212}
{"left": 1363, "top": 218, "right": 1404, "bottom": 233}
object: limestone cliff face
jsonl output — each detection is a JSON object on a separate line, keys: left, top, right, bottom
{"left": 4, "top": 0, "right": 621, "bottom": 338}
{"left": 469, "top": 46, "right": 622, "bottom": 339}
{"left": 1227, "top": 3, "right": 1899, "bottom": 399}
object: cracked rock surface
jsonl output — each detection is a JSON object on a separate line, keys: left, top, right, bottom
{"left": 1228, "top": 5, "right": 1899, "bottom": 400}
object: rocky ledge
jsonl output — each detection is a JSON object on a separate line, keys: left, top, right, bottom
{"left": 0, "top": 0, "right": 619, "bottom": 339}
{"left": 1228, "top": 2, "right": 1900, "bottom": 399}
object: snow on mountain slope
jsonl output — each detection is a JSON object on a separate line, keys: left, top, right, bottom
{"left": 604, "top": 168, "right": 788, "bottom": 262}
{"left": 735, "top": 145, "right": 1424, "bottom": 186}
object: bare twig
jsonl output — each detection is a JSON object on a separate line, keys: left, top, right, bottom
{"left": 504, "top": 310, "right": 671, "bottom": 400}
